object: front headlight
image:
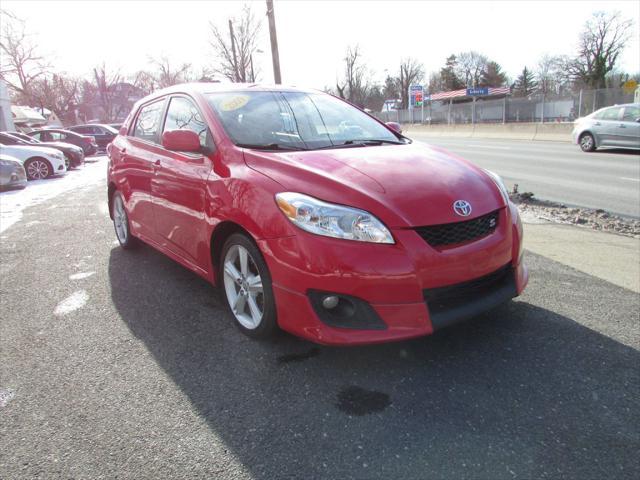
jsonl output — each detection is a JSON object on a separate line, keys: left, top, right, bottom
{"left": 484, "top": 169, "right": 509, "bottom": 203}
{"left": 275, "top": 192, "right": 394, "bottom": 244}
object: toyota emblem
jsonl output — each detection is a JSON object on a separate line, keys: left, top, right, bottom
{"left": 453, "top": 200, "right": 472, "bottom": 217}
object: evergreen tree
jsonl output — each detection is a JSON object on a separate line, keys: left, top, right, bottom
{"left": 513, "top": 67, "right": 538, "bottom": 97}
{"left": 480, "top": 61, "right": 507, "bottom": 87}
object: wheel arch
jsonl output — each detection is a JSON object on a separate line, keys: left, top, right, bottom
{"left": 210, "top": 221, "right": 255, "bottom": 286}
{"left": 578, "top": 129, "right": 598, "bottom": 147}
{"left": 24, "top": 156, "right": 53, "bottom": 178}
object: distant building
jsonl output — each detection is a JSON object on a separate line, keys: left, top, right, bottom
{"left": 79, "top": 82, "right": 145, "bottom": 123}
{"left": 11, "top": 106, "right": 47, "bottom": 129}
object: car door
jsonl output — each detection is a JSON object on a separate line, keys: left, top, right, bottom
{"left": 593, "top": 107, "right": 623, "bottom": 146}
{"left": 619, "top": 105, "right": 640, "bottom": 148}
{"left": 115, "top": 98, "right": 167, "bottom": 242}
{"left": 152, "top": 95, "right": 214, "bottom": 272}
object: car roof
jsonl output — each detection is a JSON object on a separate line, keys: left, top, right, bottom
{"left": 134, "top": 82, "right": 322, "bottom": 106}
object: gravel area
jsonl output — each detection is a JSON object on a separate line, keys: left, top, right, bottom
{"left": 510, "top": 189, "right": 640, "bottom": 238}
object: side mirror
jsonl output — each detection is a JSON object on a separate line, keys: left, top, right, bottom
{"left": 635, "top": 117, "right": 640, "bottom": 123}
{"left": 161, "top": 129, "right": 201, "bottom": 152}
{"left": 385, "top": 121, "right": 402, "bottom": 134}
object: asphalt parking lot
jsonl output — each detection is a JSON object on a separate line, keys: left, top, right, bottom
{"left": 1, "top": 159, "right": 639, "bottom": 479}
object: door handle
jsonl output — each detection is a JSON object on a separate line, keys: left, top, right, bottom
{"left": 118, "top": 147, "right": 126, "bottom": 154}
{"left": 618, "top": 124, "right": 626, "bottom": 128}
{"left": 594, "top": 122, "right": 601, "bottom": 126}
{"left": 153, "top": 159, "right": 161, "bottom": 170}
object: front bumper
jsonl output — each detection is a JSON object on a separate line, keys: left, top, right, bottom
{"left": 259, "top": 204, "right": 528, "bottom": 346}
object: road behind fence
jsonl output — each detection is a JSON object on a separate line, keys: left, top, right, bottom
{"left": 374, "top": 87, "right": 636, "bottom": 125}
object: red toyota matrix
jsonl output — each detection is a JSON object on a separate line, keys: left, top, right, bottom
{"left": 107, "top": 84, "right": 528, "bottom": 345}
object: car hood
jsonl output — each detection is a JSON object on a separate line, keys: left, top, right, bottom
{"left": 243, "top": 142, "right": 505, "bottom": 227}
{"left": 0, "top": 144, "right": 61, "bottom": 158}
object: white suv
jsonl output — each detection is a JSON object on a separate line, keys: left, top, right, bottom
{"left": 0, "top": 143, "right": 67, "bottom": 180}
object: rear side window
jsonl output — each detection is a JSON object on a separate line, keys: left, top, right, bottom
{"left": 49, "top": 131, "right": 66, "bottom": 141}
{"left": 133, "top": 100, "right": 165, "bottom": 143}
{"left": 73, "top": 126, "right": 90, "bottom": 134}
{"left": 163, "top": 96, "right": 209, "bottom": 147}
{"left": 30, "top": 132, "right": 43, "bottom": 141}
{"left": 622, "top": 106, "right": 640, "bottom": 122}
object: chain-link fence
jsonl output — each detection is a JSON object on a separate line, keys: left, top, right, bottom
{"left": 373, "top": 87, "right": 637, "bottom": 125}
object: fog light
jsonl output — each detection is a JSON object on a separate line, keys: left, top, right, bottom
{"left": 322, "top": 295, "right": 339, "bottom": 309}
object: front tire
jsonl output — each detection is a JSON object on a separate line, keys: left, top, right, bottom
{"left": 220, "top": 233, "right": 277, "bottom": 338}
{"left": 579, "top": 132, "right": 596, "bottom": 152}
{"left": 112, "top": 191, "right": 138, "bottom": 249}
{"left": 24, "top": 158, "right": 52, "bottom": 180}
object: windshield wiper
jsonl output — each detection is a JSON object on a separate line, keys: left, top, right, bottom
{"left": 315, "top": 139, "right": 404, "bottom": 150}
{"left": 237, "top": 143, "right": 306, "bottom": 151}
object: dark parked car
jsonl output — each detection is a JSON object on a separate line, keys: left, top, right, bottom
{"left": 69, "top": 124, "right": 118, "bottom": 151}
{"left": 0, "top": 154, "right": 27, "bottom": 190}
{"left": 5, "top": 131, "right": 84, "bottom": 168}
{"left": 27, "top": 128, "right": 98, "bottom": 156}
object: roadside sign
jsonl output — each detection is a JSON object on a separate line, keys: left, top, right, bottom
{"left": 409, "top": 85, "right": 424, "bottom": 108}
{"left": 466, "top": 87, "right": 489, "bottom": 96}
{"left": 623, "top": 80, "right": 637, "bottom": 94}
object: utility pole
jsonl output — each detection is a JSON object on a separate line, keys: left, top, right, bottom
{"left": 229, "top": 19, "right": 239, "bottom": 82}
{"left": 266, "top": 0, "right": 281, "bottom": 84}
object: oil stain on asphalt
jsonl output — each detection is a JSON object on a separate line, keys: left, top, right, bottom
{"left": 336, "top": 386, "right": 391, "bottom": 416}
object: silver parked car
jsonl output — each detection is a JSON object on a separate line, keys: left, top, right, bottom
{"left": 0, "top": 154, "right": 27, "bottom": 190}
{"left": 572, "top": 103, "right": 640, "bottom": 152}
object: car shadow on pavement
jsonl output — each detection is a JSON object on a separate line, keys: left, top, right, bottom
{"left": 108, "top": 245, "right": 640, "bottom": 479}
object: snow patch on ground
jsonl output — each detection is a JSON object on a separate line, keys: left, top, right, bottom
{"left": 54, "top": 290, "right": 89, "bottom": 316}
{"left": 0, "top": 157, "right": 107, "bottom": 234}
{"left": 0, "top": 388, "right": 15, "bottom": 408}
{"left": 69, "top": 271, "right": 95, "bottom": 280}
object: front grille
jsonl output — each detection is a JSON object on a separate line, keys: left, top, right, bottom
{"left": 414, "top": 210, "right": 499, "bottom": 247}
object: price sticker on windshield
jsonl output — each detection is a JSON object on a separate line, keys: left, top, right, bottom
{"left": 220, "top": 95, "right": 250, "bottom": 111}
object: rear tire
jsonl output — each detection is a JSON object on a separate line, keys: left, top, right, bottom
{"left": 24, "top": 158, "right": 52, "bottom": 180}
{"left": 112, "top": 191, "right": 138, "bottom": 249}
{"left": 220, "top": 233, "right": 277, "bottom": 339}
{"left": 579, "top": 132, "right": 596, "bottom": 152}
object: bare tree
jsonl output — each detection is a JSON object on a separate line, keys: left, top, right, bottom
{"left": 535, "top": 54, "right": 567, "bottom": 96}
{"left": 30, "top": 74, "right": 79, "bottom": 124}
{"left": 149, "top": 56, "right": 192, "bottom": 89}
{"left": 455, "top": 51, "right": 488, "bottom": 88}
{"left": 397, "top": 57, "right": 424, "bottom": 109}
{"left": 567, "top": 11, "right": 633, "bottom": 89}
{"left": 335, "top": 45, "right": 372, "bottom": 107}
{"left": 0, "top": 10, "right": 50, "bottom": 103}
{"left": 210, "top": 5, "right": 262, "bottom": 82}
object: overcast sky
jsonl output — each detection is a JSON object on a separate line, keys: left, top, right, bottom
{"left": 4, "top": 0, "right": 640, "bottom": 89}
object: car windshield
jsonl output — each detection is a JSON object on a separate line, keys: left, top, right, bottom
{"left": 207, "top": 90, "right": 403, "bottom": 150}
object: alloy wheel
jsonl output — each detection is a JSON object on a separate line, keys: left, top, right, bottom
{"left": 113, "top": 195, "right": 129, "bottom": 244}
{"left": 223, "top": 244, "right": 264, "bottom": 329}
{"left": 580, "top": 134, "right": 594, "bottom": 152}
{"left": 26, "top": 160, "right": 50, "bottom": 180}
